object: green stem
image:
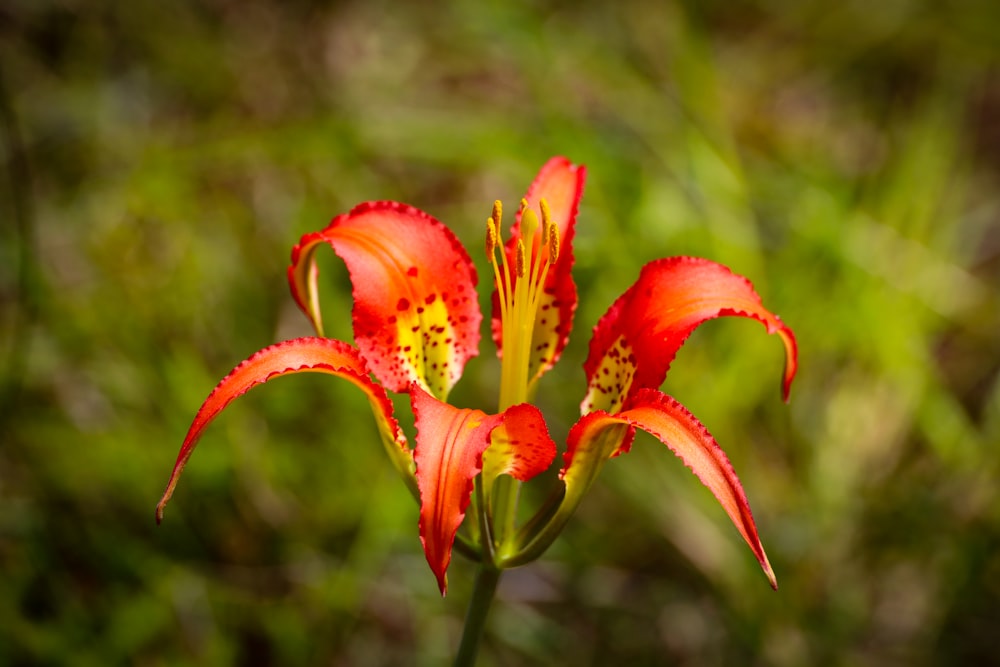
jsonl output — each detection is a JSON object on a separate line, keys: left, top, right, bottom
{"left": 453, "top": 565, "right": 501, "bottom": 667}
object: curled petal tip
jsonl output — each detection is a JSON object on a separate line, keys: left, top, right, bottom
{"left": 777, "top": 327, "right": 798, "bottom": 403}
{"left": 583, "top": 257, "right": 799, "bottom": 413}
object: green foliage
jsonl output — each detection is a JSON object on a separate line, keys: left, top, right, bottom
{"left": 2, "top": 0, "right": 999, "bottom": 664}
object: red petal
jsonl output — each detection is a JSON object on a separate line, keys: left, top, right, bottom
{"left": 582, "top": 257, "right": 798, "bottom": 415}
{"left": 155, "top": 337, "right": 406, "bottom": 523}
{"left": 491, "top": 157, "right": 586, "bottom": 385}
{"left": 563, "top": 388, "right": 777, "bottom": 589}
{"left": 288, "top": 201, "right": 481, "bottom": 399}
{"left": 411, "top": 385, "right": 503, "bottom": 595}
{"left": 482, "top": 403, "right": 557, "bottom": 486}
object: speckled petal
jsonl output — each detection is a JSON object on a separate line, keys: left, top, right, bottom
{"left": 582, "top": 257, "right": 798, "bottom": 415}
{"left": 289, "top": 201, "right": 481, "bottom": 400}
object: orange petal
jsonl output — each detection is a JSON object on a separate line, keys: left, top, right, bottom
{"left": 155, "top": 337, "right": 407, "bottom": 523}
{"left": 411, "top": 385, "right": 503, "bottom": 595}
{"left": 582, "top": 257, "right": 798, "bottom": 415}
{"left": 492, "top": 157, "right": 586, "bottom": 385}
{"left": 562, "top": 388, "right": 777, "bottom": 589}
{"left": 289, "top": 201, "right": 481, "bottom": 400}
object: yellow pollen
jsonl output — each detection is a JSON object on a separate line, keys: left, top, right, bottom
{"left": 515, "top": 239, "right": 526, "bottom": 277}
{"left": 548, "top": 223, "right": 560, "bottom": 263}
{"left": 539, "top": 198, "right": 552, "bottom": 227}
{"left": 492, "top": 200, "right": 503, "bottom": 227}
{"left": 486, "top": 218, "right": 498, "bottom": 257}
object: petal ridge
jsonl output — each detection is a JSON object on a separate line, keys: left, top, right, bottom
{"left": 412, "top": 385, "right": 503, "bottom": 595}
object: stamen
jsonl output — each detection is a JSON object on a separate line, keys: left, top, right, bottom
{"left": 492, "top": 197, "right": 557, "bottom": 411}
{"left": 486, "top": 218, "right": 498, "bottom": 257}
{"left": 488, "top": 205, "right": 511, "bottom": 352}
{"left": 492, "top": 200, "right": 503, "bottom": 228}
{"left": 538, "top": 199, "right": 554, "bottom": 259}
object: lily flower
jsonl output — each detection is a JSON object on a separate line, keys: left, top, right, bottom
{"left": 156, "top": 157, "right": 797, "bottom": 596}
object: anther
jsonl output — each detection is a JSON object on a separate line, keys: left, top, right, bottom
{"left": 515, "top": 239, "right": 526, "bottom": 277}
{"left": 492, "top": 200, "right": 503, "bottom": 228}
{"left": 486, "top": 218, "right": 498, "bottom": 257}
{"left": 548, "top": 223, "right": 560, "bottom": 263}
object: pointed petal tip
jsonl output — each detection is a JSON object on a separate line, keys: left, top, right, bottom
{"left": 566, "top": 390, "right": 782, "bottom": 592}
{"left": 155, "top": 468, "right": 183, "bottom": 525}
{"left": 758, "top": 542, "right": 778, "bottom": 590}
{"left": 155, "top": 479, "right": 177, "bottom": 524}
{"left": 764, "top": 559, "right": 779, "bottom": 590}
{"left": 424, "top": 540, "right": 450, "bottom": 596}
{"left": 412, "top": 386, "right": 500, "bottom": 601}
{"left": 156, "top": 338, "right": 402, "bottom": 532}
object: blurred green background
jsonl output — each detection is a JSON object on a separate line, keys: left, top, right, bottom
{"left": 3, "top": 0, "right": 999, "bottom": 664}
